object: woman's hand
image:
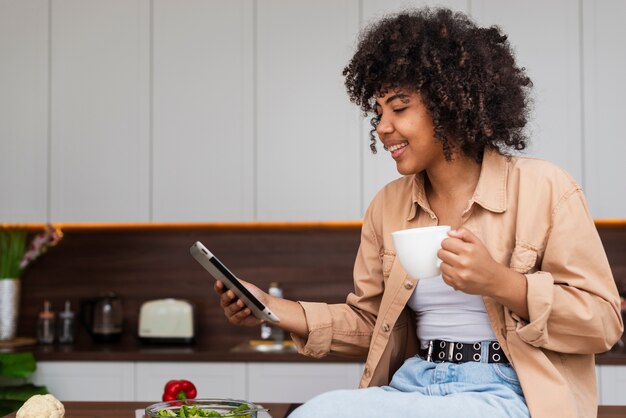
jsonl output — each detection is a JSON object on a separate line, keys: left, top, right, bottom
{"left": 214, "top": 279, "right": 310, "bottom": 337}
{"left": 214, "top": 279, "right": 266, "bottom": 327}
{"left": 438, "top": 228, "right": 499, "bottom": 295}
{"left": 438, "top": 228, "right": 529, "bottom": 320}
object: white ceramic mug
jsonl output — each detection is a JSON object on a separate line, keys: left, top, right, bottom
{"left": 391, "top": 225, "right": 451, "bottom": 279}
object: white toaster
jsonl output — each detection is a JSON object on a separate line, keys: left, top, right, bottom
{"left": 138, "top": 299, "right": 194, "bottom": 344}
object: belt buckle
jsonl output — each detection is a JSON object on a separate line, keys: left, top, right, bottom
{"left": 426, "top": 340, "right": 434, "bottom": 362}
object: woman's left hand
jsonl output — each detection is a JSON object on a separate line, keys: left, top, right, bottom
{"left": 438, "top": 228, "right": 500, "bottom": 296}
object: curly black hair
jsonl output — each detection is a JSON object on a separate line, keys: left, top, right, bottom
{"left": 343, "top": 8, "right": 532, "bottom": 162}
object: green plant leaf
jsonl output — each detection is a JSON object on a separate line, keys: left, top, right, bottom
{"left": 0, "top": 228, "right": 27, "bottom": 278}
{"left": 0, "top": 352, "right": 37, "bottom": 379}
{"left": 0, "top": 384, "right": 48, "bottom": 401}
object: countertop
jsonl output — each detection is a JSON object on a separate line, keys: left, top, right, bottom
{"left": 10, "top": 337, "right": 359, "bottom": 363}
{"left": 8, "top": 335, "right": 626, "bottom": 365}
{"left": 1, "top": 401, "right": 299, "bottom": 418}
{"left": 2, "top": 402, "right": 626, "bottom": 418}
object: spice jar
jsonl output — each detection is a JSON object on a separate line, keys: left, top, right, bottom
{"left": 37, "top": 300, "right": 56, "bottom": 344}
{"left": 57, "top": 300, "right": 75, "bottom": 344}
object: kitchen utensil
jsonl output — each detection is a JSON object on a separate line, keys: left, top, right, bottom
{"left": 80, "top": 292, "right": 123, "bottom": 342}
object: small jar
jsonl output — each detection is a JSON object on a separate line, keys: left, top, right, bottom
{"left": 37, "top": 300, "right": 56, "bottom": 344}
{"left": 57, "top": 300, "right": 75, "bottom": 344}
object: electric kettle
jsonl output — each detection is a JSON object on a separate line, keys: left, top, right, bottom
{"left": 80, "top": 292, "right": 123, "bottom": 342}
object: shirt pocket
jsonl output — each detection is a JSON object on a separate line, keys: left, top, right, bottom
{"left": 509, "top": 244, "right": 538, "bottom": 274}
{"left": 381, "top": 249, "right": 396, "bottom": 279}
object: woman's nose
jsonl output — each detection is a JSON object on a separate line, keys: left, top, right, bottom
{"left": 376, "top": 114, "right": 393, "bottom": 136}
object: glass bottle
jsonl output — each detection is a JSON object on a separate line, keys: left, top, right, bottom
{"left": 57, "top": 300, "right": 75, "bottom": 344}
{"left": 261, "top": 282, "right": 284, "bottom": 344}
{"left": 37, "top": 300, "right": 56, "bottom": 344}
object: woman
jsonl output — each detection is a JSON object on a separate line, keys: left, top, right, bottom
{"left": 215, "top": 8, "right": 623, "bottom": 418}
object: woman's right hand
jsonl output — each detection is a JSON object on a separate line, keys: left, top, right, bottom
{"left": 213, "top": 279, "right": 266, "bottom": 327}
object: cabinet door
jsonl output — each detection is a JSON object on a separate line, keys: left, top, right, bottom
{"left": 0, "top": 0, "right": 49, "bottom": 222}
{"left": 32, "top": 361, "right": 135, "bottom": 401}
{"left": 472, "top": 0, "right": 583, "bottom": 185}
{"left": 49, "top": 0, "right": 150, "bottom": 222}
{"left": 256, "top": 0, "right": 362, "bottom": 221}
{"left": 135, "top": 362, "right": 247, "bottom": 402}
{"left": 151, "top": 0, "right": 254, "bottom": 222}
{"left": 597, "top": 365, "right": 626, "bottom": 406}
{"left": 247, "top": 362, "right": 363, "bottom": 403}
{"left": 582, "top": 0, "right": 626, "bottom": 218}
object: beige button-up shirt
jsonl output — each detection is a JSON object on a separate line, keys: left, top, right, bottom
{"left": 292, "top": 150, "right": 623, "bottom": 418}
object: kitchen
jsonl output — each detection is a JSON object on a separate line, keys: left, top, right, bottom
{"left": 1, "top": 0, "right": 625, "bottom": 417}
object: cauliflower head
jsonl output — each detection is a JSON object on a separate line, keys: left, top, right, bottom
{"left": 16, "top": 394, "right": 65, "bottom": 418}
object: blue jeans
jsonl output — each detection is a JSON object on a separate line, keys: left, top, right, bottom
{"left": 288, "top": 353, "right": 529, "bottom": 418}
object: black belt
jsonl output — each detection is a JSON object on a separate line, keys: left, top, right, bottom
{"left": 419, "top": 340, "right": 509, "bottom": 364}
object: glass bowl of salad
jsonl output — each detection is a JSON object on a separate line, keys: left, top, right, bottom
{"left": 144, "top": 398, "right": 266, "bottom": 418}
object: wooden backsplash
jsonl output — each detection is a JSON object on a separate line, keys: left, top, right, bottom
{"left": 16, "top": 223, "right": 362, "bottom": 346}
{"left": 15, "top": 221, "right": 626, "bottom": 346}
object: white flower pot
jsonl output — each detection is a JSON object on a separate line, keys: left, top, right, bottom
{"left": 0, "top": 278, "right": 20, "bottom": 340}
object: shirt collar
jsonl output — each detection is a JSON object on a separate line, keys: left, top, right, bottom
{"left": 408, "top": 148, "right": 509, "bottom": 221}
{"left": 472, "top": 149, "right": 508, "bottom": 213}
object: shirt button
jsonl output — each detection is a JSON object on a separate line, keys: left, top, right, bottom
{"left": 382, "top": 323, "right": 390, "bottom": 332}
{"left": 404, "top": 280, "right": 414, "bottom": 289}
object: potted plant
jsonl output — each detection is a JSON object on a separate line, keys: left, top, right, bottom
{"left": 0, "top": 225, "right": 63, "bottom": 341}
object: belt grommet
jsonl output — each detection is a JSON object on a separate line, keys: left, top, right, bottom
{"left": 456, "top": 343, "right": 463, "bottom": 350}
{"left": 438, "top": 351, "right": 445, "bottom": 360}
{"left": 492, "top": 342, "right": 500, "bottom": 350}
{"left": 473, "top": 343, "right": 481, "bottom": 350}
{"left": 492, "top": 353, "right": 501, "bottom": 362}
{"left": 473, "top": 353, "right": 481, "bottom": 361}
{"left": 455, "top": 352, "right": 463, "bottom": 361}
{"left": 440, "top": 341, "right": 446, "bottom": 349}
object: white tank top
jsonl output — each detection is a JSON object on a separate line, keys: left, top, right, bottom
{"left": 406, "top": 275, "right": 496, "bottom": 348}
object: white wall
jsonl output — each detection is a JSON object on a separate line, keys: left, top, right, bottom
{"left": 1, "top": 0, "right": 624, "bottom": 222}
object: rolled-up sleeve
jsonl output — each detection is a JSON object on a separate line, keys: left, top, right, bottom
{"left": 291, "top": 302, "right": 333, "bottom": 357}
{"left": 514, "top": 272, "right": 553, "bottom": 345}
{"left": 515, "top": 188, "right": 623, "bottom": 353}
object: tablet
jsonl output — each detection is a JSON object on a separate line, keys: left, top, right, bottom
{"left": 190, "top": 241, "right": 280, "bottom": 323}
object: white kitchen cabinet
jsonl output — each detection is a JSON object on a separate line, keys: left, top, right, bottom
{"left": 247, "top": 362, "right": 363, "bottom": 403}
{"left": 32, "top": 361, "right": 135, "bottom": 401}
{"left": 597, "top": 365, "right": 626, "bottom": 405}
{"left": 151, "top": 0, "right": 255, "bottom": 222}
{"left": 31, "top": 361, "right": 362, "bottom": 403}
{"left": 135, "top": 362, "right": 247, "bottom": 402}
{"left": 255, "top": 0, "right": 362, "bottom": 221}
{"left": 2, "top": 1, "right": 626, "bottom": 222}
{"left": 49, "top": 0, "right": 151, "bottom": 222}
{"left": 582, "top": 0, "right": 626, "bottom": 219}
{"left": 0, "top": 0, "right": 49, "bottom": 222}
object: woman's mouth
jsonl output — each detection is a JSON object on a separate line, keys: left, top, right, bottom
{"left": 387, "top": 141, "right": 409, "bottom": 159}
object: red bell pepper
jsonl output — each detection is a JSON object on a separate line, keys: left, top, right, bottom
{"left": 162, "top": 379, "right": 197, "bottom": 401}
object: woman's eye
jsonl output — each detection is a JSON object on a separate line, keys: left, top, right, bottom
{"left": 393, "top": 107, "right": 407, "bottom": 113}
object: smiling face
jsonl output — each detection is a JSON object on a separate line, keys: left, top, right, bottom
{"left": 374, "top": 90, "right": 446, "bottom": 175}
